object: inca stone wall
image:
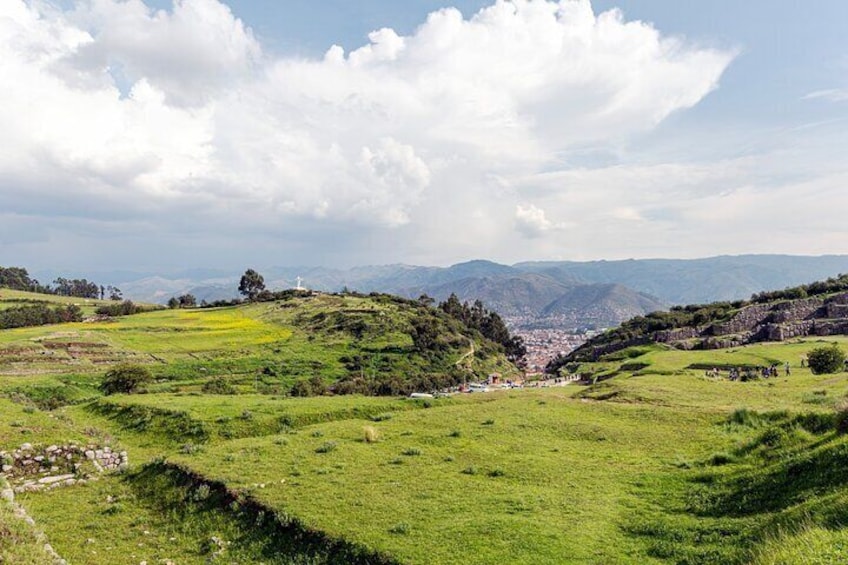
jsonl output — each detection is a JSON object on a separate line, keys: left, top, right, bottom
{"left": 0, "top": 442, "right": 127, "bottom": 494}
{"left": 710, "top": 303, "right": 774, "bottom": 335}
{"left": 769, "top": 298, "right": 825, "bottom": 323}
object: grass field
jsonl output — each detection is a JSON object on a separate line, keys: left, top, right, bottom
{"left": 0, "top": 288, "right": 121, "bottom": 316}
{"left": 2, "top": 296, "right": 848, "bottom": 564}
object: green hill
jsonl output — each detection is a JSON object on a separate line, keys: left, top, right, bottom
{"left": 0, "top": 291, "right": 517, "bottom": 399}
{"left": 559, "top": 273, "right": 848, "bottom": 365}
{"left": 5, "top": 282, "right": 848, "bottom": 564}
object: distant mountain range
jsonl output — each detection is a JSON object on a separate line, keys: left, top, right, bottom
{"left": 61, "top": 255, "right": 848, "bottom": 331}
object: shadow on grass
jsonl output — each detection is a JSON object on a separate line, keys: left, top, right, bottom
{"left": 626, "top": 410, "right": 848, "bottom": 564}
{"left": 128, "top": 460, "right": 399, "bottom": 565}
{"left": 691, "top": 437, "right": 848, "bottom": 519}
{"left": 86, "top": 401, "right": 210, "bottom": 443}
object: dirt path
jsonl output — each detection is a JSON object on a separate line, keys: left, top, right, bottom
{"left": 455, "top": 338, "right": 475, "bottom": 370}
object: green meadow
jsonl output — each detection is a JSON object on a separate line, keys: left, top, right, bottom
{"left": 2, "top": 296, "right": 848, "bottom": 564}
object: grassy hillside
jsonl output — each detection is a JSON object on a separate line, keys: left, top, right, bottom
{"left": 3, "top": 290, "right": 848, "bottom": 563}
{"left": 0, "top": 288, "right": 120, "bottom": 316}
{"left": 0, "top": 292, "right": 517, "bottom": 393}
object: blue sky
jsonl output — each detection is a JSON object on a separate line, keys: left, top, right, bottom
{"left": 1, "top": 1, "right": 847, "bottom": 273}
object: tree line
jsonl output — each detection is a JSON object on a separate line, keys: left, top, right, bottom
{"left": 0, "top": 304, "right": 83, "bottom": 329}
{"left": 0, "top": 266, "right": 122, "bottom": 300}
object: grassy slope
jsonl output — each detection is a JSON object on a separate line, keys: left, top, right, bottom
{"left": 2, "top": 299, "right": 848, "bottom": 562}
{"left": 0, "top": 288, "right": 157, "bottom": 317}
{"left": 170, "top": 392, "right": 728, "bottom": 564}
{"left": 0, "top": 294, "right": 515, "bottom": 385}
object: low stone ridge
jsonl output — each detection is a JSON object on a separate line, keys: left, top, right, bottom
{"left": 0, "top": 442, "right": 127, "bottom": 493}
{"left": 1, "top": 476, "right": 67, "bottom": 564}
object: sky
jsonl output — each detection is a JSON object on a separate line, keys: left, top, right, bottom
{"left": 1, "top": 0, "right": 847, "bottom": 274}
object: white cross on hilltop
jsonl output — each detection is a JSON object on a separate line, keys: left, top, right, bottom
{"left": 295, "top": 276, "right": 305, "bottom": 290}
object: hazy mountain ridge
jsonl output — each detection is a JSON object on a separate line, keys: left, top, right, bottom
{"left": 538, "top": 284, "right": 666, "bottom": 329}
{"left": 516, "top": 255, "right": 848, "bottom": 304}
{"left": 99, "top": 255, "right": 848, "bottom": 330}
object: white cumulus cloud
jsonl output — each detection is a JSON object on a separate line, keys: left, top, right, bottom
{"left": 0, "top": 0, "right": 737, "bottom": 269}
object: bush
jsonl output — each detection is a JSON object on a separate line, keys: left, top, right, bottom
{"left": 363, "top": 426, "right": 380, "bottom": 443}
{"left": 290, "top": 376, "right": 328, "bottom": 397}
{"left": 836, "top": 400, "right": 848, "bottom": 435}
{"left": 100, "top": 364, "right": 153, "bottom": 395}
{"left": 201, "top": 377, "right": 236, "bottom": 395}
{"left": 315, "top": 441, "right": 337, "bottom": 454}
{"left": 807, "top": 343, "right": 846, "bottom": 374}
{"left": 95, "top": 300, "right": 150, "bottom": 317}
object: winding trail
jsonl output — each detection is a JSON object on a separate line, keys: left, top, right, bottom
{"left": 455, "top": 338, "right": 475, "bottom": 370}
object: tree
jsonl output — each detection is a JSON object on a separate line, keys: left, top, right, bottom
{"left": 0, "top": 266, "right": 35, "bottom": 291}
{"left": 178, "top": 294, "right": 197, "bottom": 308}
{"left": 505, "top": 334, "right": 528, "bottom": 370}
{"left": 410, "top": 314, "right": 442, "bottom": 353}
{"left": 107, "top": 285, "right": 122, "bottom": 301}
{"left": 167, "top": 297, "right": 179, "bottom": 309}
{"left": 807, "top": 343, "right": 846, "bottom": 375}
{"left": 100, "top": 364, "right": 152, "bottom": 395}
{"left": 238, "top": 269, "right": 265, "bottom": 301}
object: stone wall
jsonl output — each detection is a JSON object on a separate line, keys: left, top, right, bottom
{"left": 710, "top": 303, "right": 773, "bottom": 335}
{"left": 583, "top": 337, "right": 653, "bottom": 361}
{"left": 828, "top": 292, "right": 848, "bottom": 305}
{"left": 653, "top": 327, "right": 702, "bottom": 343}
{"left": 827, "top": 303, "right": 848, "bottom": 319}
{"left": 0, "top": 443, "right": 127, "bottom": 494}
{"left": 0, "top": 476, "right": 67, "bottom": 564}
{"left": 764, "top": 320, "right": 848, "bottom": 342}
{"left": 770, "top": 298, "right": 825, "bottom": 323}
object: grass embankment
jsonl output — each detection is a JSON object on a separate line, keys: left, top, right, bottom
{"left": 88, "top": 393, "right": 420, "bottom": 441}
{"left": 20, "top": 464, "right": 398, "bottom": 565}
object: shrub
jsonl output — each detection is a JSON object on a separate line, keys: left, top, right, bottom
{"left": 835, "top": 400, "right": 848, "bottom": 435}
{"left": 402, "top": 448, "right": 421, "bottom": 456}
{"left": 290, "top": 375, "right": 328, "bottom": 397}
{"left": 100, "top": 364, "right": 153, "bottom": 395}
{"left": 807, "top": 344, "right": 846, "bottom": 374}
{"left": 388, "top": 522, "right": 410, "bottom": 535}
{"left": 793, "top": 412, "right": 835, "bottom": 435}
{"left": 315, "top": 441, "right": 337, "bottom": 454}
{"left": 180, "top": 443, "right": 202, "bottom": 455}
{"left": 363, "top": 426, "right": 380, "bottom": 443}
{"left": 95, "top": 300, "right": 150, "bottom": 317}
{"left": 201, "top": 377, "right": 236, "bottom": 395}
{"left": 758, "top": 426, "right": 787, "bottom": 448}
